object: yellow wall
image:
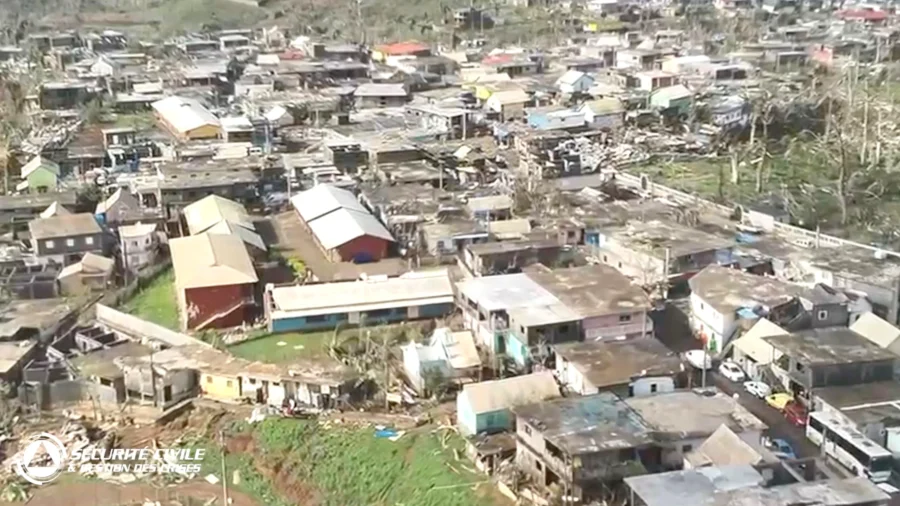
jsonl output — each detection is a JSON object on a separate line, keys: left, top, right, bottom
{"left": 186, "top": 124, "right": 222, "bottom": 140}
{"left": 371, "top": 50, "right": 387, "bottom": 63}
{"left": 200, "top": 372, "right": 242, "bottom": 401}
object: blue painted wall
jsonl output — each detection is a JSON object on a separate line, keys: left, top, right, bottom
{"left": 506, "top": 332, "right": 531, "bottom": 367}
{"left": 457, "top": 390, "right": 512, "bottom": 436}
{"left": 271, "top": 313, "right": 348, "bottom": 332}
{"left": 270, "top": 303, "right": 454, "bottom": 332}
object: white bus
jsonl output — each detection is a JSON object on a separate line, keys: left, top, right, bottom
{"left": 807, "top": 411, "right": 893, "bottom": 483}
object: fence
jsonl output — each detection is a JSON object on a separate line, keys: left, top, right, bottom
{"left": 615, "top": 169, "right": 900, "bottom": 259}
{"left": 96, "top": 258, "right": 173, "bottom": 309}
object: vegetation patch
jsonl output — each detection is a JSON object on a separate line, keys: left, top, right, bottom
{"left": 120, "top": 269, "right": 181, "bottom": 330}
{"left": 228, "top": 331, "right": 334, "bottom": 362}
{"left": 251, "top": 417, "right": 494, "bottom": 506}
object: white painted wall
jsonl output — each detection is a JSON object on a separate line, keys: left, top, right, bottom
{"left": 689, "top": 293, "right": 737, "bottom": 353}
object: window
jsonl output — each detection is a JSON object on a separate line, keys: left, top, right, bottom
{"left": 602, "top": 255, "right": 608, "bottom": 262}
{"left": 226, "top": 380, "right": 233, "bottom": 388}
{"left": 617, "top": 262, "right": 622, "bottom": 268}
{"left": 206, "top": 376, "right": 212, "bottom": 384}
{"left": 619, "top": 314, "right": 632, "bottom": 323}
{"left": 817, "top": 310, "right": 828, "bottom": 321}
{"left": 44, "top": 240, "right": 55, "bottom": 249}
{"left": 525, "top": 425, "right": 532, "bottom": 436}
{"left": 700, "top": 302, "right": 705, "bottom": 310}
{"left": 306, "top": 314, "right": 328, "bottom": 323}
{"left": 66, "top": 238, "right": 75, "bottom": 247}
{"left": 85, "top": 236, "right": 94, "bottom": 245}
{"left": 650, "top": 383, "right": 658, "bottom": 393}
{"left": 558, "top": 324, "right": 569, "bottom": 334}
{"left": 682, "top": 444, "right": 693, "bottom": 452}
{"left": 249, "top": 378, "right": 256, "bottom": 385}
{"left": 131, "top": 241, "right": 139, "bottom": 248}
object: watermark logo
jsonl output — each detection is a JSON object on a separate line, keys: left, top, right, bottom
{"left": 14, "top": 434, "right": 206, "bottom": 486}
{"left": 15, "top": 433, "right": 67, "bottom": 485}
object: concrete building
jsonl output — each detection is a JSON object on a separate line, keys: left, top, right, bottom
{"left": 554, "top": 338, "right": 683, "bottom": 397}
{"left": 513, "top": 393, "right": 655, "bottom": 499}
{"left": 29, "top": 213, "right": 105, "bottom": 266}
{"left": 119, "top": 223, "right": 159, "bottom": 272}
{"left": 264, "top": 270, "right": 454, "bottom": 333}
{"left": 764, "top": 327, "right": 898, "bottom": 403}
{"left": 56, "top": 252, "right": 115, "bottom": 295}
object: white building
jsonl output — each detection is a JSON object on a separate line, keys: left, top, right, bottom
{"left": 554, "top": 70, "right": 594, "bottom": 94}
{"left": 119, "top": 222, "right": 160, "bottom": 271}
{"left": 688, "top": 265, "right": 811, "bottom": 354}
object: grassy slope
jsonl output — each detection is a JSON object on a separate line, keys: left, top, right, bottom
{"left": 120, "top": 269, "right": 181, "bottom": 330}
{"left": 254, "top": 418, "right": 494, "bottom": 506}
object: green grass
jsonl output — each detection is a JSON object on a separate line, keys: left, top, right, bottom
{"left": 121, "top": 269, "right": 180, "bottom": 330}
{"left": 252, "top": 418, "right": 495, "bottom": 506}
{"left": 228, "top": 331, "right": 334, "bottom": 363}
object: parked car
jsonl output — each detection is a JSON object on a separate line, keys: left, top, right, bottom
{"left": 783, "top": 400, "right": 808, "bottom": 427}
{"left": 718, "top": 360, "right": 746, "bottom": 382}
{"left": 684, "top": 350, "right": 712, "bottom": 370}
{"left": 765, "top": 393, "right": 794, "bottom": 411}
{"left": 743, "top": 381, "right": 772, "bottom": 399}
{"left": 766, "top": 438, "right": 797, "bottom": 460}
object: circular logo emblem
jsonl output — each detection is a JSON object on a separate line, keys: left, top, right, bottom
{"left": 15, "top": 433, "right": 67, "bottom": 485}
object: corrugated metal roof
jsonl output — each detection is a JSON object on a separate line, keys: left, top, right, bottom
{"left": 462, "top": 371, "right": 560, "bottom": 413}
{"left": 307, "top": 208, "right": 393, "bottom": 249}
{"left": 851, "top": 312, "right": 900, "bottom": 351}
{"left": 29, "top": 213, "right": 101, "bottom": 239}
{"left": 170, "top": 233, "right": 257, "bottom": 289}
{"left": 207, "top": 220, "right": 266, "bottom": 252}
{"left": 270, "top": 269, "right": 452, "bottom": 314}
{"left": 184, "top": 195, "right": 254, "bottom": 235}
{"left": 21, "top": 155, "right": 60, "bottom": 178}
{"left": 151, "top": 96, "right": 220, "bottom": 134}
{"left": 291, "top": 184, "right": 367, "bottom": 222}
{"left": 732, "top": 318, "right": 786, "bottom": 365}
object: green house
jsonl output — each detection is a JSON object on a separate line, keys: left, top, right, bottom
{"left": 649, "top": 84, "right": 693, "bottom": 116}
{"left": 18, "top": 156, "right": 60, "bottom": 193}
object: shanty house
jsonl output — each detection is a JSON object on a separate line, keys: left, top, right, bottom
{"left": 402, "top": 327, "right": 481, "bottom": 394}
{"left": 456, "top": 371, "right": 560, "bottom": 435}
{"left": 730, "top": 318, "right": 786, "bottom": 381}
{"left": 649, "top": 84, "right": 693, "bottom": 116}
{"left": 291, "top": 184, "right": 394, "bottom": 263}
{"left": 119, "top": 223, "right": 159, "bottom": 272}
{"left": 579, "top": 98, "right": 624, "bottom": 130}
{"left": 29, "top": 213, "right": 105, "bottom": 265}
{"left": 57, "top": 252, "right": 115, "bottom": 295}
{"left": 170, "top": 233, "right": 259, "bottom": 330}
{"left": 485, "top": 89, "right": 530, "bottom": 121}
{"left": 151, "top": 96, "right": 221, "bottom": 141}
{"left": 17, "top": 156, "right": 60, "bottom": 193}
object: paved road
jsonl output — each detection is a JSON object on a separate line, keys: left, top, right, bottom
{"left": 709, "top": 371, "right": 820, "bottom": 459}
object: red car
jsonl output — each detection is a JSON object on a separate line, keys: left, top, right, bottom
{"left": 783, "top": 400, "right": 807, "bottom": 427}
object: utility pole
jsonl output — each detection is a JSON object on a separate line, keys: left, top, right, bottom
{"left": 701, "top": 342, "right": 708, "bottom": 389}
{"left": 219, "top": 430, "right": 229, "bottom": 505}
{"left": 383, "top": 328, "right": 390, "bottom": 410}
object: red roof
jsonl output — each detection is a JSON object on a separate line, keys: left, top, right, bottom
{"left": 838, "top": 9, "right": 888, "bottom": 21}
{"left": 482, "top": 53, "right": 514, "bottom": 65}
{"left": 375, "top": 41, "right": 430, "bottom": 56}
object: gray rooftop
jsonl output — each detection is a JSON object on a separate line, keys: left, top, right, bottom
{"left": 625, "top": 465, "right": 766, "bottom": 506}
{"left": 29, "top": 213, "right": 101, "bottom": 239}
{"left": 626, "top": 389, "right": 768, "bottom": 439}
{"left": 764, "top": 327, "right": 898, "bottom": 366}
{"left": 512, "top": 392, "right": 654, "bottom": 454}
{"left": 553, "top": 338, "right": 683, "bottom": 389}
{"left": 526, "top": 263, "right": 651, "bottom": 316}
{"left": 689, "top": 265, "right": 811, "bottom": 315}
